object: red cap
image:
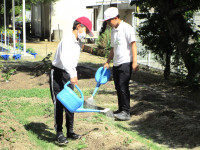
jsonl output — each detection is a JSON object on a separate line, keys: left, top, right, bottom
{"left": 76, "top": 16, "right": 94, "bottom": 37}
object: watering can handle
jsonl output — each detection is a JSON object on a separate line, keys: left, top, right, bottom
{"left": 65, "top": 81, "right": 84, "bottom": 101}
{"left": 98, "top": 67, "right": 107, "bottom": 84}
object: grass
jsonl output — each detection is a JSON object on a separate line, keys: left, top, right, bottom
{"left": 0, "top": 88, "right": 51, "bottom": 100}
{"left": 0, "top": 88, "right": 55, "bottom": 149}
{"left": 0, "top": 87, "right": 168, "bottom": 150}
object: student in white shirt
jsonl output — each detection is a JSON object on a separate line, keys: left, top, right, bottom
{"left": 50, "top": 16, "right": 93, "bottom": 145}
{"left": 103, "top": 7, "right": 138, "bottom": 121}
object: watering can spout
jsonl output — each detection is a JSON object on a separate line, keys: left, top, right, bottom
{"left": 75, "top": 108, "right": 101, "bottom": 113}
{"left": 75, "top": 108, "right": 110, "bottom": 113}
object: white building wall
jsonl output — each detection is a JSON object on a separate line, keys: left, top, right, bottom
{"left": 51, "top": 0, "right": 92, "bottom": 37}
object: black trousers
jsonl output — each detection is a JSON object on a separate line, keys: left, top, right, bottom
{"left": 49, "top": 66, "right": 75, "bottom": 133}
{"left": 113, "top": 62, "right": 132, "bottom": 113}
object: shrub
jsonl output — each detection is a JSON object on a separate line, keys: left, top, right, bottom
{"left": 96, "top": 28, "right": 112, "bottom": 57}
{"left": 26, "top": 48, "right": 35, "bottom": 53}
{"left": 1, "top": 68, "right": 16, "bottom": 82}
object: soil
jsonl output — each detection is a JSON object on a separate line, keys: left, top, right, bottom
{"left": 0, "top": 41, "right": 200, "bottom": 150}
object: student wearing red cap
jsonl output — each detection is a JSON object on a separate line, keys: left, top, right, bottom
{"left": 103, "top": 7, "right": 138, "bottom": 121}
{"left": 50, "top": 16, "right": 93, "bottom": 145}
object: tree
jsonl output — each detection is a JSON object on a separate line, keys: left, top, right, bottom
{"left": 131, "top": 0, "right": 200, "bottom": 85}
{"left": 135, "top": 12, "right": 175, "bottom": 79}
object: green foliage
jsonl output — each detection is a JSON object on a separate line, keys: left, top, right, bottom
{"left": 96, "top": 28, "right": 111, "bottom": 49}
{"left": 16, "top": 43, "right": 23, "bottom": 49}
{"left": 9, "top": 6, "right": 22, "bottom": 16}
{"left": 0, "top": 128, "right": 4, "bottom": 137}
{"left": 77, "top": 138, "right": 87, "bottom": 150}
{"left": 28, "top": 0, "right": 59, "bottom": 4}
{"left": 132, "top": 0, "right": 200, "bottom": 85}
{"left": 0, "top": 64, "right": 3, "bottom": 71}
{"left": 96, "top": 28, "right": 112, "bottom": 57}
{"left": 32, "top": 53, "right": 52, "bottom": 76}
{"left": 15, "top": 16, "right": 29, "bottom": 22}
{"left": 1, "top": 68, "right": 16, "bottom": 82}
{"left": 123, "top": 137, "right": 133, "bottom": 147}
{"left": 184, "top": 11, "right": 194, "bottom": 22}
{"left": 26, "top": 48, "right": 36, "bottom": 53}
{"left": 0, "top": 28, "right": 19, "bottom": 40}
{"left": 41, "top": 52, "right": 52, "bottom": 72}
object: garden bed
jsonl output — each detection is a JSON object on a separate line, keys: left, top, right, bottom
{"left": 0, "top": 42, "right": 200, "bottom": 150}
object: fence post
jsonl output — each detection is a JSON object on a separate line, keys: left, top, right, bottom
{"left": 1, "top": 31, "right": 3, "bottom": 52}
{"left": 12, "top": 0, "right": 16, "bottom": 53}
{"left": 4, "top": 0, "right": 6, "bottom": 46}
{"left": 23, "top": 0, "right": 26, "bottom": 55}
{"left": 148, "top": 50, "right": 151, "bottom": 67}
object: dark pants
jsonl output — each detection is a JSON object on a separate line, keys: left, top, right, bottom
{"left": 49, "top": 66, "right": 75, "bottom": 133}
{"left": 113, "top": 62, "right": 132, "bottom": 113}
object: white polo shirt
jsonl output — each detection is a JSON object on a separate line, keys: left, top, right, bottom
{"left": 52, "top": 33, "right": 81, "bottom": 78}
{"left": 111, "top": 21, "right": 136, "bottom": 66}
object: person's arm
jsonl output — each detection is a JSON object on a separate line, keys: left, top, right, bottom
{"left": 131, "top": 41, "right": 138, "bottom": 72}
{"left": 104, "top": 47, "right": 114, "bottom": 69}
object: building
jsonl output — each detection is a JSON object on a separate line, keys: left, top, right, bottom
{"left": 86, "top": 0, "right": 136, "bottom": 32}
{"left": 31, "top": 0, "right": 136, "bottom": 41}
{"left": 31, "top": 0, "right": 92, "bottom": 41}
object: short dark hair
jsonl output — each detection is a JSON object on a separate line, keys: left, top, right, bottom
{"left": 73, "top": 20, "right": 80, "bottom": 30}
{"left": 72, "top": 20, "right": 86, "bottom": 30}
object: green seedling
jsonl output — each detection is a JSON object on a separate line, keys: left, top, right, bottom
{"left": 26, "top": 48, "right": 35, "bottom": 53}
{"left": 1, "top": 69, "right": 16, "bottom": 82}
{"left": 123, "top": 137, "right": 133, "bottom": 147}
{"left": 77, "top": 138, "right": 87, "bottom": 150}
{"left": 0, "top": 128, "right": 4, "bottom": 137}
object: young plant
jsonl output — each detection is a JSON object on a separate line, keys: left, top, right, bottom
{"left": 32, "top": 53, "right": 52, "bottom": 76}
{"left": 0, "top": 128, "right": 4, "bottom": 137}
{"left": 123, "top": 137, "right": 133, "bottom": 147}
{"left": 16, "top": 43, "right": 23, "bottom": 49}
{"left": 1, "top": 68, "right": 16, "bottom": 82}
{"left": 42, "top": 52, "right": 52, "bottom": 73}
{"left": 77, "top": 138, "right": 87, "bottom": 150}
{"left": 0, "top": 64, "right": 4, "bottom": 71}
{"left": 26, "top": 48, "right": 35, "bottom": 53}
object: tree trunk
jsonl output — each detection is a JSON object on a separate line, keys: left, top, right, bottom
{"left": 159, "top": 0, "right": 199, "bottom": 84}
{"left": 164, "top": 52, "right": 171, "bottom": 80}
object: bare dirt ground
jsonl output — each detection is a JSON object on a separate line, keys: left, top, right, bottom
{"left": 0, "top": 41, "right": 200, "bottom": 150}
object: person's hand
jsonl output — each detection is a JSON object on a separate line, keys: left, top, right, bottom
{"left": 70, "top": 77, "right": 78, "bottom": 85}
{"left": 132, "top": 63, "right": 139, "bottom": 72}
{"left": 104, "top": 62, "right": 109, "bottom": 69}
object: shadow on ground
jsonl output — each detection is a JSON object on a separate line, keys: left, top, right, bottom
{"left": 3, "top": 60, "right": 200, "bottom": 149}
{"left": 0, "top": 60, "right": 104, "bottom": 80}
{"left": 24, "top": 122, "right": 67, "bottom": 147}
{"left": 127, "top": 71, "right": 200, "bottom": 149}
{"left": 24, "top": 122, "right": 55, "bottom": 143}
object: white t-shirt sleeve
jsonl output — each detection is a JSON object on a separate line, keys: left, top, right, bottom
{"left": 125, "top": 25, "right": 136, "bottom": 44}
{"left": 60, "top": 39, "right": 77, "bottom": 78}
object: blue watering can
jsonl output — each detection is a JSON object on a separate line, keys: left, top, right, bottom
{"left": 86, "top": 67, "right": 111, "bottom": 104}
{"left": 91, "top": 67, "right": 111, "bottom": 97}
{"left": 56, "top": 81, "right": 109, "bottom": 113}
